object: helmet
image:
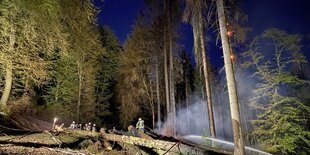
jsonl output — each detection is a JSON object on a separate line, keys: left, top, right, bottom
{"left": 93, "top": 124, "right": 96, "bottom": 126}
{"left": 73, "top": 121, "right": 75, "bottom": 123}
{"left": 138, "top": 118, "right": 142, "bottom": 121}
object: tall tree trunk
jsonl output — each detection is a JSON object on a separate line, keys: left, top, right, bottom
{"left": 0, "top": 62, "right": 13, "bottom": 111}
{"left": 148, "top": 78, "right": 155, "bottom": 129}
{"left": 185, "top": 77, "right": 190, "bottom": 134}
{"left": 151, "top": 100, "right": 155, "bottom": 129}
{"left": 156, "top": 57, "right": 161, "bottom": 128}
{"left": 168, "top": 0, "right": 176, "bottom": 137}
{"left": 193, "top": 24, "right": 201, "bottom": 71}
{"left": 0, "top": 28, "right": 15, "bottom": 112}
{"left": 216, "top": 0, "right": 245, "bottom": 154}
{"left": 218, "top": 94, "right": 225, "bottom": 139}
{"left": 163, "top": 0, "right": 170, "bottom": 125}
{"left": 198, "top": 10, "right": 216, "bottom": 138}
{"left": 77, "top": 61, "right": 83, "bottom": 122}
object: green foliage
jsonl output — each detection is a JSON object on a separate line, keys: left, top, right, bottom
{"left": 0, "top": 0, "right": 68, "bottom": 112}
{"left": 241, "top": 28, "right": 310, "bottom": 154}
{"left": 95, "top": 26, "right": 121, "bottom": 126}
{"left": 44, "top": 0, "right": 103, "bottom": 122}
{"left": 117, "top": 15, "right": 164, "bottom": 127}
{"left": 117, "top": 23, "right": 150, "bottom": 127}
{"left": 202, "top": 129, "right": 212, "bottom": 146}
{"left": 193, "top": 68, "right": 204, "bottom": 97}
{"left": 44, "top": 55, "right": 79, "bottom": 119}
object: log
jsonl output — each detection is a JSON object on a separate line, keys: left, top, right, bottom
{"left": 128, "top": 125, "right": 152, "bottom": 140}
{"left": 0, "top": 129, "right": 99, "bottom": 147}
{"left": 0, "top": 144, "right": 86, "bottom": 155}
{"left": 101, "top": 129, "right": 205, "bottom": 155}
{"left": 118, "top": 143, "right": 150, "bottom": 155}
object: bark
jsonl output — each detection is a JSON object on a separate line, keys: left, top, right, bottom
{"left": 167, "top": 0, "right": 176, "bottom": 137}
{"left": 149, "top": 80, "right": 155, "bottom": 129}
{"left": 0, "top": 130, "right": 99, "bottom": 147}
{"left": 117, "top": 143, "right": 150, "bottom": 155}
{"left": 77, "top": 61, "right": 83, "bottom": 122}
{"left": 0, "top": 62, "right": 13, "bottom": 111}
{"left": 163, "top": 0, "right": 170, "bottom": 125}
{"left": 198, "top": 10, "right": 216, "bottom": 138}
{"left": 0, "top": 145, "right": 87, "bottom": 155}
{"left": 216, "top": 0, "right": 245, "bottom": 154}
{"left": 156, "top": 56, "right": 161, "bottom": 128}
{"left": 0, "top": 28, "right": 15, "bottom": 111}
{"left": 101, "top": 131, "right": 206, "bottom": 155}
{"left": 218, "top": 95, "right": 225, "bottom": 138}
{"left": 101, "top": 129, "right": 233, "bottom": 155}
{"left": 142, "top": 77, "right": 155, "bottom": 129}
{"left": 185, "top": 77, "right": 190, "bottom": 134}
{"left": 193, "top": 23, "right": 201, "bottom": 71}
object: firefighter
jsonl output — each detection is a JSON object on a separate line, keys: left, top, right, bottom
{"left": 136, "top": 118, "right": 145, "bottom": 132}
{"left": 92, "top": 124, "right": 96, "bottom": 132}
{"left": 87, "top": 123, "right": 91, "bottom": 131}
{"left": 69, "top": 121, "right": 75, "bottom": 129}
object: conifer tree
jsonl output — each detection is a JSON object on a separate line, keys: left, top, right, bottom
{"left": 44, "top": 0, "right": 103, "bottom": 122}
{"left": 241, "top": 28, "right": 310, "bottom": 154}
{"left": 0, "top": 0, "right": 66, "bottom": 113}
{"left": 95, "top": 26, "right": 121, "bottom": 126}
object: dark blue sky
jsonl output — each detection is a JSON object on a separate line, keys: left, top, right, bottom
{"left": 95, "top": 0, "right": 143, "bottom": 43}
{"left": 95, "top": 0, "right": 310, "bottom": 68}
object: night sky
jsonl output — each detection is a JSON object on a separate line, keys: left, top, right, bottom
{"left": 95, "top": 0, "right": 310, "bottom": 68}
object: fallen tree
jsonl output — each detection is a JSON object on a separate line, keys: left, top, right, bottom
{"left": 0, "top": 130, "right": 99, "bottom": 147}
{"left": 100, "top": 129, "right": 233, "bottom": 155}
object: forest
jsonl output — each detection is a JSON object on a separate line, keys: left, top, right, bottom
{"left": 0, "top": 0, "right": 309, "bottom": 155}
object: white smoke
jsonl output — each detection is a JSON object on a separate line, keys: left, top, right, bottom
{"left": 156, "top": 69, "right": 259, "bottom": 143}
{"left": 158, "top": 95, "right": 234, "bottom": 140}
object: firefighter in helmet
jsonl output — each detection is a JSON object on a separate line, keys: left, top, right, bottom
{"left": 69, "top": 121, "right": 75, "bottom": 129}
{"left": 136, "top": 118, "right": 145, "bottom": 132}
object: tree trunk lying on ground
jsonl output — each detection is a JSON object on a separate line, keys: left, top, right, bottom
{"left": 101, "top": 129, "right": 233, "bottom": 155}
{"left": 0, "top": 144, "right": 87, "bottom": 155}
{"left": 0, "top": 128, "right": 112, "bottom": 155}
{"left": 0, "top": 130, "right": 99, "bottom": 147}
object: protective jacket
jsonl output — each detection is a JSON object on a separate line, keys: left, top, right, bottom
{"left": 136, "top": 119, "right": 145, "bottom": 132}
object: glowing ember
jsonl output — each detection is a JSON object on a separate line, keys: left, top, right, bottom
{"left": 160, "top": 124, "right": 175, "bottom": 137}
{"left": 227, "top": 31, "right": 233, "bottom": 37}
{"left": 230, "top": 54, "right": 234, "bottom": 60}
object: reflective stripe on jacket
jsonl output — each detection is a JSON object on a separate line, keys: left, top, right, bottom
{"left": 136, "top": 120, "right": 144, "bottom": 129}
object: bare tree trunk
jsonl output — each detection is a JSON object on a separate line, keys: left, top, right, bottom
{"left": 198, "top": 11, "right": 216, "bottom": 138}
{"left": 185, "top": 77, "right": 190, "bottom": 134}
{"left": 218, "top": 94, "right": 225, "bottom": 139}
{"left": 0, "top": 28, "right": 15, "bottom": 112}
{"left": 201, "top": 85, "right": 205, "bottom": 100}
{"left": 148, "top": 78, "right": 155, "bottom": 130}
{"left": 168, "top": 0, "right": 176, "bottom": 137}
{"left": 151, "top": 100, "right": 155, "bottom": 129}
{"left": 0, "top": 62, "right": 13, "bottom": 111}
{"left": 163, "top": 0, "right": 170, "bottom": 125}
{"left": 216, "top": 0, "right": 245, "bottom": 154}
{"left": 77, "top": 61, "right": 83, "bottom": 122}
{"left": 193, "top": 24, "right": 201, "bottom": 71}
{"left": 156, "top": 57, "right": 161, "bottom": 128}
{"left": 164, "top": 30, "right": 170, "bottom": 125}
